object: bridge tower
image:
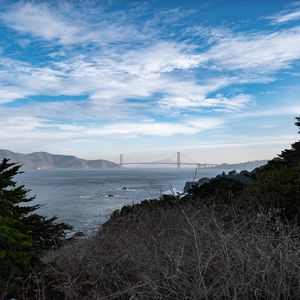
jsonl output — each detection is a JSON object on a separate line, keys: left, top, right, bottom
{"left": 120, "top": 154, "right": 123, "bottom": 168}
{"left": 177, "top": 152, "right": 181, "bottom": 169}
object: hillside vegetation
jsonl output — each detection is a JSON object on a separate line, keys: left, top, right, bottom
{"left": 1, "top": 117, "right": 300, "bottom": 299}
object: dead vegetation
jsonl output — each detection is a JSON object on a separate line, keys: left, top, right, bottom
{"left": 19, "top": 201, "right": 300, "bottom": 300}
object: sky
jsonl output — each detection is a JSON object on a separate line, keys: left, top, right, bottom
{"left": 1, "top": 0, "right": 300, "bottom": 164}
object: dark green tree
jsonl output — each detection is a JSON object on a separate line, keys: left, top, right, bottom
{"left": 0, "top": 159, "right": 71, "bottom": 297}
{"left": 279, "top": 116, "right": 300, "bottom": 165}
{"left": 247, "top": 116, "right": 300, "bottom": 220}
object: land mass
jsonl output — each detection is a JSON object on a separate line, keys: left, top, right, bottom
{"left": 0, "top": 149, "right": 268, "bottom": 170}
{"left": 214, "top": 160, "right": 268, "bottom": 170}
{"left": 0, "top": 149, "right": 118, "bottom": 170}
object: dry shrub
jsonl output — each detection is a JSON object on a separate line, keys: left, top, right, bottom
{"left": 20, "top": 203, "right": 300, "bottom": 299}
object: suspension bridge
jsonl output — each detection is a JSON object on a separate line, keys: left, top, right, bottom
{"left": 117, "top": 152, "right": 217, "bottom": 169}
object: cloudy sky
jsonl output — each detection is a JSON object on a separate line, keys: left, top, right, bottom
{"left": 0, "top": 0, "right": 300, "bottom": 164}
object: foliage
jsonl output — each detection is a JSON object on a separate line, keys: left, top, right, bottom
{"left": 279, "top": 116, "right": 300, "bottom": 165}
{"left": 245, "top": 116, "right": 300, "bottom": 219}
{"left": 0, "top": 159, "right": 71, "bottom": 298}
{"left": 247, "top": 162, "right": 300, "bottom": 220}
{"left": 188, "top": 177, "right": 245, "bottom": 204}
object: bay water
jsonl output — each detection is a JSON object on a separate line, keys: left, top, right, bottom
{"left": 16, "top": 168, "right": 222, "bottom": 233}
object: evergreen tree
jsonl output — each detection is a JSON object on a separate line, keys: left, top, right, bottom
{"left": 248, "top": 116, "right": 300, "bottom": 220}
{"left": 0, "top": 159, "right": 71, "bottom": 296}
{"left": 279, "top": 116, "right": 300, "bottom": 164}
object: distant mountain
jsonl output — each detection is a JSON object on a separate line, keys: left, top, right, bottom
{"left": 0, "top": 149, "right": 118, "bottom": 170}
{"left": 215, "top": 160, "right": 268, "bottom": 171}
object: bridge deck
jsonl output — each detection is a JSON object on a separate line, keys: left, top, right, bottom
{"left": 120, "top": 162, "right": 217, "bottom": 167}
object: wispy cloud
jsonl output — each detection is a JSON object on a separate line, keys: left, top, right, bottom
{"left": 268, "top": 7, "right": 300, "bottom": 24}
{"left": 0, "top": 2, "right": 81, "bottom": 45}
{"left": 232, "top": 105, "right": 300, "bottom": 119}
{"left": 0, "top": 44, "right": 251, "bottom": 115}
{"left": 0, "top": 2, "right": 142, "bottom": 46}
{"left": 0, "top": 115, "right": 224, "bottom": 140}
{"left": 159, "top": 94, "right": 253, "bottom": 111}
{"left": 204, "top": 26, "right": 300, "bottom": 75}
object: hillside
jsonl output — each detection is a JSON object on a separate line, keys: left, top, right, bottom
{"left": 214, "top": 160, "right": 268, "bottom": 170}
{"left": 0, "top": 149, "right": 118, "bottom": 170}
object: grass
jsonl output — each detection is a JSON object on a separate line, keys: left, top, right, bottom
{"left": 18, "top": 200, "right": 300, "bottom": 299}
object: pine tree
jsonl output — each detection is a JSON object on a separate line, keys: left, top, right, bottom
{"left": 279, "top": 116, "right": 300, "bottom": 164}
{"left": 0, "top": 159, "right": 71, "bottom": 296}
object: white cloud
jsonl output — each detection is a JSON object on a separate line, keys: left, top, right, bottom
{"left": 0, "top": 2, "right": 142, "bottom": 46}
{"left": 0, "top": 48, "right": 251, "bottom": 114}
{"left": 0, "top": 115, "right": 224, "bottom": 141}
{"left": 94, "top": 118, "right": 223, "bottom": 137}
{"left": 117, "top": 41, "right": 203, "bottom": 77}
{"left": 268, "top": 8, "right": 300, "bottom": 24}
{"left": 232, "top": 105, "right": 300, "bottom": 119}
{"left": 0, "top": 88, "right": 28, "bottom": 103}
{"left": 205, "top": 26, "right": 300, "bottom": 74}
{"left": 1, "top": 116, "right": 43, "bottom": 130}
{"left": 0, "top": 3, "right": 80, "bottom": 45}
{"left": 160, "top": 94, "right": 253, "bottom": 111}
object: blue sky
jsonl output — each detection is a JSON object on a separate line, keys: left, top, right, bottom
{"left": 1, "top": 0, "right": 300, "bottom": 163}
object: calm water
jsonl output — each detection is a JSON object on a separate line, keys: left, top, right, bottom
{"left": 16, "top": 168, "right": 222, "bottom": 232}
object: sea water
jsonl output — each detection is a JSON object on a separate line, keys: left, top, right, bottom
{"left": 16, "top": 168, "right": 222, "bottom": 233}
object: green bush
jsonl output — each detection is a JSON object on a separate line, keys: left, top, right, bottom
{"left": 188, "top": 177, "right": 245, "bottom": 204}
{"left": 0, "top": 159, "right": 71, "bottom": 298}
{"left": 245, "top": 162, "right": 300, "bottom": 220}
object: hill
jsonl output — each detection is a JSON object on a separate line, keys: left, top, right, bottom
{"left": 0, "top": 149, "right": 118, "bottom": 170}
{"left": 214, "top": 160, "right": 268, "bottom": 170}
